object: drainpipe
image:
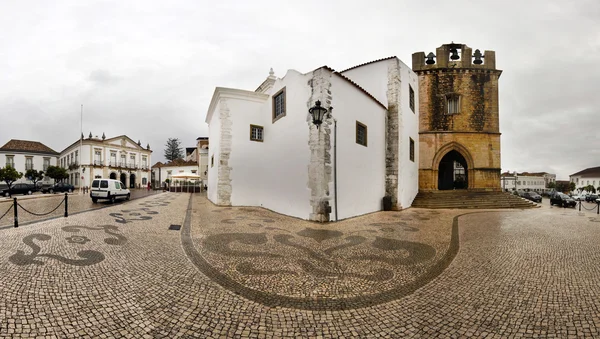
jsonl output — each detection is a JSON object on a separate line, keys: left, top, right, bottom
{"left": 333, "top": 118, "right": 338, "bottom": 221}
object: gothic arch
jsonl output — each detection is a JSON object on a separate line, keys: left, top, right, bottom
{"left": 432, "top": 142, "right": 475, "bottom": 190}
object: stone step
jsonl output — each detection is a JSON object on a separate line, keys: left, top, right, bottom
{"left": 411, "top": 191, "right": 537, "bottom": 209}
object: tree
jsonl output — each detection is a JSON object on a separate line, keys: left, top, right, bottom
{"left": 45, "top": 166, "right": 68, "bottom": 183}
{"left": 547, "top": 182, "right": 556, "bottom": 189}
{"left": 25, "top": 169, "right": 44, "bottom": 188}
{"left": 0, "top": 166, "right": 23, "bottom": 195}
{"left": 164, "top": 138, "right": 183, "bottom": 162}
{"left": 569, "top": 182, "right": 576, "bottom": 193}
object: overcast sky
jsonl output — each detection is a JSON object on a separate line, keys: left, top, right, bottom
{"left": 0, "top": 0, "right": 598, "bottom": 179}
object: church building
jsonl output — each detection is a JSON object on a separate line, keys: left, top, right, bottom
{"left": 205, "top": 43, "right": 501, "bottom": 221}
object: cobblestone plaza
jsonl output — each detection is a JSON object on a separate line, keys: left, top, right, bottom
{"left": 1, "top": 193, "right": 600, "bottom": 338}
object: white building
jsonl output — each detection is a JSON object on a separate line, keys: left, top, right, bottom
{"left": 206, "top": 57, "right": 419, "bottom": 222}
{"left": 501, "top": 171, "right": 551, "bottom": 193}
{"left": 0, "top": 139, "right": 59, "bottom": 186}
{"left": 151, "top": 159, "right": 200, "bottom": 188}
{"left": 570, "top": 166, "right": 600, "bottom": 193}
{"left": 60, "top": 134, "right": 152, "bottom": 189}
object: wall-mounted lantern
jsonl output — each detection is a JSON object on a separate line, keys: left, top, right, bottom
{"left": 308, "top": 100, "right": 328, "bottom": 129}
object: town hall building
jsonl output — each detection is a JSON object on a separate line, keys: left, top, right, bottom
{"left": 205, "top": 43, "right": 502, "bottom": 221}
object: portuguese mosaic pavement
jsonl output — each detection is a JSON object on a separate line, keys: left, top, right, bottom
{"left": 1, "top": 193, "right": 600, "bottom": 338}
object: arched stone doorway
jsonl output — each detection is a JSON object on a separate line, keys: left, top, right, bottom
{"left": 109, "top": 172, "right": 117, "bottom": 180}
{"left": 120, "top": 173, "right": 127, "bottom": 187}
{"left": 438, "top": 150, "right": 468, "bottom": 190}
{"left": 129, "top": 174, "right": 136, "bottom": 189}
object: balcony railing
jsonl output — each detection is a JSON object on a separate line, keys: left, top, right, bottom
{"left": 94, "top": 160, "right": 104, "bottom": 166}
{"left": 141, "top": 164, "right": 148, "bottom": 170}
{"left": 128, "top": 163, "right": 137, "bottom": 169}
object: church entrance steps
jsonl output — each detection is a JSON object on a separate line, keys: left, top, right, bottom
{"left": 411, "top": 190, "right": 537, "bottom": 209}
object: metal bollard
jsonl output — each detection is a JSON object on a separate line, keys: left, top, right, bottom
{"left": 579, "top": 201, "right": 581, "bottom": 211}
{"left": 13, "top": 197, "right": 18, "bottom": 228}
{"left": 64, "top": 193, "right": 68, "bottom": 218}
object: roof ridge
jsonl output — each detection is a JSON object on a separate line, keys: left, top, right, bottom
{"left": 340, "top": 56, "right": 397, "bottom": 73}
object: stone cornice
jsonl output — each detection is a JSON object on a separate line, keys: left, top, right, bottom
{"left": 415, "top": 68, "right": 503, "bottom": 77}
{"left": 205, "top": 87, "right": 269, "bottom": 124}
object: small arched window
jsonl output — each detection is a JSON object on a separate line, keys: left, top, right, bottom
{"left": 446, "top": 94, "right": 460, "bottom": 115}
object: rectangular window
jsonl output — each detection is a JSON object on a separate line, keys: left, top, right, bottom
{"left": 75, "top": 150, "right": 78, "bottom": 164}
{"left": 272, "top": 87, "right": 286, "bottom": 122}
{"left": 409, "top": 85, "right": 415, "bottom": 113}
{"left": 6, "top": 155, "right": 14, "bottom": 168}
{"left": 43, "top": 157, "right": 50, "bottom": 171}
{"left": 356, "top": 121, "right": 367, "bottom": 147}
{"left": 250, "top": 124, "right": 264, "bottom": 142}
{"left": 25, "top": 157, "right": 33, "bottom": 170}
{"left": 447, "top": 95, "right": 460, "bottom": 114}
{"left": 409, "top": 138, "right": 415, "bottom": 162}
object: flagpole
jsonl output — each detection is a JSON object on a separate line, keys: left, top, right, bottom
{"left": 80, "top": 104, "right": 83, "bottom": 194}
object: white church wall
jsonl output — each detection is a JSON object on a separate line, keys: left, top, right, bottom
{"left": 228, "top": 70, "right": 312, "bottom": 219}
{"left": 341, "top": 60, "right": 390, "bottom": 107}
{"left": 398, "top": 62, "right": 420, "bottom": 208}
{"left": 207, "top": 101, "right": 221, "bottom": 204}
{"left": 330, "top": 75, "right": 387, "bottom": 220}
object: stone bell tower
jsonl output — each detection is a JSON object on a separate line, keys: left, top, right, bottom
{"left": 412, "top": 43, "right": 502, "bottom": 191}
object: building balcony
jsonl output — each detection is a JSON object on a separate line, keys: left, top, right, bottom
{"left": 93, "top": 160, "right": 104, "bottom": 166}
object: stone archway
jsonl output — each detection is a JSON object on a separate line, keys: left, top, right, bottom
{"left": 432, "top": 142, "right": 475, "bottom": 190}
{"left": 109, "top": 172, "right": 117, "bottom": 180}
{"left": 120, "top": 173, "right": 127, "bottom": 188}
{"left": 438, "top": 150, "right": 468, "bottom": 190}
{"left": 129, "top": 173, "right": 136, "bottom": 189}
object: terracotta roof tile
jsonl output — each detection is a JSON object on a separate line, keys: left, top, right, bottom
{"left": 570, "top": 166, "right": 600, "bottom": 177}
{"left": 152, "top": 159, "right": 197, "bottom": 168}
{"left": 340, "top": 56, "right": 397, "bottom": 73}
{"left": 0, "top": 139, "right": 59, "bottom": 155}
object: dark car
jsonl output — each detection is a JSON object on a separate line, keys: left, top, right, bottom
{"left": 550, "top": 193, "right": 577, "bottom": 208}
{"left": 522, "top": 192, "right": 542, "bottom": 203}
{"left": 1, "top": 183, "right": 37, "bottom": 197}
{"left": 41, "top": 182, "right": 75, "bottom": 194}
{"left": 585, "top": 194, "right": 599, "bottom": 202}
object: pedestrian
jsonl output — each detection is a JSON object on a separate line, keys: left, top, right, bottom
{"left": 147, "top": 182, "right": 151, "bottom": 191}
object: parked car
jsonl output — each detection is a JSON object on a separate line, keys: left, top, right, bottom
{"left": 90, "top": 179, "right": 130, "bottom": 203}
{"left": 570, "top": 194, "right": 583, "bottom": 201}
{"left": 0, "top": 183, "right": 37, "bottom": 197}
{"left": 41, "top": 182, "right": 75, "bottom": 194}
{"left": 522, "top": 192, "right": 542, "bottom": 203}
{"left": 585, "top": 194, "right": 599, "bottom": 202}
{"left": 550, "top": 193, "right": 577, "bottom": 208}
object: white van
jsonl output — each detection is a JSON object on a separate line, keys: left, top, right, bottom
{"left": 90, "top": 179, "right": 131, "bottom": 203}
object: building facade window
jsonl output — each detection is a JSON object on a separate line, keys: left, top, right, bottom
{"left": 356, "top": 121, "right": 367, "bottom": 147}
{"left": 409, "top": 138, "right": 415, "bottom": 162}
{"left": 6, "top": 155, "right": 14, "bottom": 168}
{"left": 130, "top": 155, "right": 136, "bottom": 168}
{"left": 446, "top": 94, "right": 460, "bottom": 114}
{"left": 95, "top": 150, "right": 102, "bottom": 165}
{"left": 120, "top": 154, "right": 126, "bottom": 167}
{"left": 75, "top": 150, "right": 78, "bottom": 164}
{"left": 111, "top": 152, "right": 117, "bottom": 166}
{"left": 272, "top": 87, "right": 286, "bottom": 122}
{"left": 43, "top": 157, "right": 50, "bottom": 171}
{"left": 250, "top": 124, "right": 264, "bottom": 142}
{"left": 409, "top": 85, "right": 415, "bottom": 113}
{"left": 25, "top": 157, "right": 33, "bottom": 170}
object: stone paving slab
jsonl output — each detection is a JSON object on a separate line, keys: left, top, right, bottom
{"left": 1, "top": 193, "right": 600, "bottom": 337}
{"left": 0, "top": 190, "right": 160, "bottom": 228}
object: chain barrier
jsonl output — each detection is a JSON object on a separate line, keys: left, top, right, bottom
{"left": 0, "top": 204, "right": 13, "bottom": 221}
{"left": 17, "top": 198, "right": 65, "bottom": 216}
{"left": 578, "top": 201, "right": 600, "bottom": 214}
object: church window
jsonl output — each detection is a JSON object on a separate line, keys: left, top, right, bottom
{"left": 250, "top": 125, "right": 264, "bottom": 142}
{"left": 272, "top": 87, "right": 286, "bottom": 122}
{"left": 409, "top": 86, "right": 415, "bottom": 113}
{"left": 409, "top": 138, "right": 415, "bottom": 162}
{"left": 446, "top": 94, "right": 460, "bottom": 114}
{"left": 356, "top": 121, "right": 367, "bottom": 147}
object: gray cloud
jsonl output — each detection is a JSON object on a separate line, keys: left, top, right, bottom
{"left": 0, "top": 0, "right": 598, "bottom": 178}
